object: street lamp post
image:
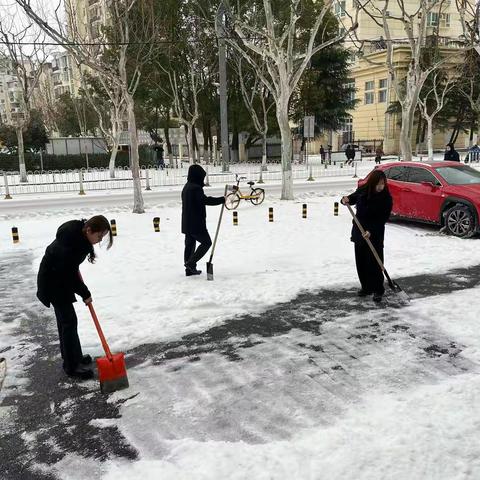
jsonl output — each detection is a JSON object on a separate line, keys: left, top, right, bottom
{"left": 217, "top": 2, "right": 230, "bottom": 172}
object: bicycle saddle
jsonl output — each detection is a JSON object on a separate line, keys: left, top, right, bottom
{"left": 247, "top": 181, "right": 255, "bottom": 186}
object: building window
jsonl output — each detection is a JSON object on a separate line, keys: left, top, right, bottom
{"left": 364, "top": 81, "right": 374, "bottom": 104}
{"left": 334, "top": 0, "right": 346, "bottom": 17}
{"left": 427, "top": 12, "right": 439, "bottom": 26}
{"left": 440, "top": 13, "right": 450, "bottom": 27}
{"left": 378, "top": 79, "right": 387, "bottom": 103}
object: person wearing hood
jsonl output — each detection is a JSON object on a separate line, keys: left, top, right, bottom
{"left": 37, "top": 216, "right": 113, "bottom": 380}
{"left": 182, "top": 164, "right": 225, "bottom": 276}
{"left": 444, "top": 143, "right": 460, "bottom": 162}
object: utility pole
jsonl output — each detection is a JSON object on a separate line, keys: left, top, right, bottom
{"left": 217, "top": 2, "right": 230, "bottom": 172}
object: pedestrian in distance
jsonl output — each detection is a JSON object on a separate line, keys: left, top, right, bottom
{"left": 37, "top": 216, "right": 113, "bottom": 380}
{"left": 444, "top": 143, "right": 460, "bottom": 162}
{"left": 182, "top": 164, "right": 225, "bottom": 277}
{"left": 154, "top": 141, "right": 165, "bottom": 170}
{"left": 345, "top": 144, "right": 356, "bottom": 166}
{"left": 327, "top": 144, "right": 332, "bottom": 164}
{"left": 320, "top": 145, "right": 326, "bottom": 163}
{"left": 341, "top": 170, "right": 393, "bottom": 303}
{"left": 375, "top": 145, "right": 384, "bottom": 165}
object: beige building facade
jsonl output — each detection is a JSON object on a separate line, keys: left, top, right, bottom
{"left": 333, "top": 0, "right": 477, "bottom": 155}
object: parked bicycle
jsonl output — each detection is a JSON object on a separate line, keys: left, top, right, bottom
{"left": 225, "top": 174, "right": 265, "bottom": 210}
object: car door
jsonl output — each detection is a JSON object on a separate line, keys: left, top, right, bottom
{"left": 401, "top": 167, "right": 444, "bottom": 221}
{"left": 384, "top": 166, "right": 410, "bottom": 216}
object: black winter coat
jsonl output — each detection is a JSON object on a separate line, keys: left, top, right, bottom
{"left": 37, "top": 220, "right": 93, "bottom": 307}
{"left": 347, "top": 188, "right": 393, "bottom": 245}
{"left": 444, "top": 149, "right": 460, "bottom": 162}
{"left": 345, "top": 147, "right": 356, "bottom": 160}
{"left": 181, "top": 165, "right": 225, "bottom": 234}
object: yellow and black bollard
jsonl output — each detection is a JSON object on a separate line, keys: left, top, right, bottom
{"left": 233, "top": 211, "right": 238, "bottom": 226}
{"left": 11, "top": 227, "right": 19, "bottom": 244}
{"left": 334, "top": 202, "right": 339, "bottom": 216}
{"left": 153, "top": 217, "right": 160, "bottom": 232}
{"left": 110, "top": 219, "right": 117, "bottom": 236}
{"left": 269, "top": 207, "right": 274, "bottom": 222}
{"left": 302, "top": 203, "right": 307, "bottom": 219}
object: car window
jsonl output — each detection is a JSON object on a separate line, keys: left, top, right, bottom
{"left": 435, "top": 165, "right": 480, "bottom": 185}
{"left": 406, "top": 167, "right": 441, "bottom": 185}
{"left": 384, "top": 166, "right": 409, "bottom": 181}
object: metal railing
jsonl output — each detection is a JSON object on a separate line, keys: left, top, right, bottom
{"left": 0, "top": 157, "right": 376, "bottom": 198}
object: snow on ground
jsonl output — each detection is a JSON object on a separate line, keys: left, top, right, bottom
{"left": 2, "top": 182, "right": 480, "bottom": 479}
{"left": 0, "top": 188, "right": 477, "bottom": 354}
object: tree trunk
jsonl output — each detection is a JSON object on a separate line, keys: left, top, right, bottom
{"left": 163, "top": 121, "right": 173, "bottom": 168}
{"left": 277, "top": 106, "right": 293, "bottom": 200}
{"left": 427, "top": 117, "right": 434, "bottom": 162}
{"left": 231, "top": 128, "right": 239, "bottom": 164}
{"left": 126, "top": 94, "right": 144, "bottom": 214}
{"left": 186, "top": 123, "right": 195, "bottom": 164}
{"left": 109, "top": 128, "right": 120, "bottom": 179}
{"left": 261, "top": 133, "right": 268, "bottom": 171}
{"left": 400, "top": 108, "right": 413, "bottom": 161}
{"left": 17, "top": 127, "right": 27, "bottom": 183}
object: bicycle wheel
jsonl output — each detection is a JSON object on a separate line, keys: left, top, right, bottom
{"left": 250, "top": 188, "right": 265, "bottom": 205}
{"left": 225, "top": 192, "right": 241, "bottom": 210}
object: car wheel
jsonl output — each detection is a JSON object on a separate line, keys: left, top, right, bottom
{"left": 444, "top": 205, "right": 476, "bottom": 238}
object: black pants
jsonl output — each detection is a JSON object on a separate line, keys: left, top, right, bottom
{"left": 53, "top": 303, "right": 83, "bottom": 373}
{"left": 184, "top": 231, "right": 212, "bottom": 268}
{"left": 354, "top": 240, "right": 385, "bottom": 295}
{"left": 375, "top": 156, "right": 382, "bottom": 164}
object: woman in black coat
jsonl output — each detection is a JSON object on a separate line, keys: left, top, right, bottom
{"left": 181, "top": 164, "right": 225, "bottom": 276}
{"left": 37, "top": 216, "right": 113, "bottom": 379}
{"left": 444, "top": 143, "right": 460, "bottom": 162}
{"left": 341, "top": 170, "right": 393, "bottom": 302}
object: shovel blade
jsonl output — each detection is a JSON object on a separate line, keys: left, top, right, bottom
{"left": 96, "top": 352, "right": 129, "bottom": 394}
{"left": 389, "top": 281, "right": 410, "bottom": 303}
{"left": 206, "top": 261, "right": 214, "bottom": 281}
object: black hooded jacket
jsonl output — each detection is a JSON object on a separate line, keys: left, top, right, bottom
{"left": 347, "top": 187, "right": 393, "bottom": 245}
{"left": 37, "top": 220, "right": 93, "bottom": 307}
{"left": 444, "top": 145, "right": 460, "bottom": 162}
{"left": 181, "top": 165, "right": 225, "bottom": 234}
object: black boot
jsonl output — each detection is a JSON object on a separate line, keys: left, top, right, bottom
{"left": 357, "top": 289, "right": 371, "bottom": 297}
{"left": 81, "top": 354, "right": 92, "bottom": 365}
{"left": 185, "top": 263, "right": 202, "bottom": 276}
{"left": 65, "top": 365, "right": 94, "bottom": 380}
{"left": 373, "top": 293, "right": 383, "bottom": 303}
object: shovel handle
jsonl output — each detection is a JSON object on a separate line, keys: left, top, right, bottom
{"left": 345, "top": 203, "right": 386, "bottom": 272}
{"left": 87, "top": 302, "right": 113, "bottom": 360}
{"left": 208, "top": 185, "right": 228, "bottom": 263}
{"left": 78, "top": 272, "right": 113, "bottom": 360}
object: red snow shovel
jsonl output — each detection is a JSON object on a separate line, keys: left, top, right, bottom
{"left": 87, "top": 302, "right": 129, "bottom": 394}
{"left": 345, "top": 203, "right": 409, "bottom": 303}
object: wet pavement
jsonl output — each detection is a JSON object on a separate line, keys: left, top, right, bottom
{"left": 1, "top": 251, "right": 479, "bottom": 479}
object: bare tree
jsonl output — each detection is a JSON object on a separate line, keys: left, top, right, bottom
{"left": 0, "top": 15, "right": 48, "bottom": 182}
{"left": 417, "top": 71, "right": 456, "bottom": 161}
{"left": 15, "top": 0, "right": 161, "bottom": 213}
{"left": 224, "top": 0, "right": 358, "bottom": 200}
{"left": 456, "top": 0, "right": 480, "bottom": 55}
{"left": 79, "top": 69, "right": 126, "bottom": 178}
{"left": 358, "top": 0, "right": 453, "bottom": 162}
{"left": 236, "top": 57, "right": 274, "bottom": 171}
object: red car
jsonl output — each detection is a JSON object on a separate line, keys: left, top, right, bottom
{"left": 359, "top": 161, "right": 480, "bottom": 238}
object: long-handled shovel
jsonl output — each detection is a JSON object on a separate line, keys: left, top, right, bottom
{"left": 345, "top": 203, "right": 409, "bottom": 303}
{"left": 79, "top": 273, "right": 129, "bottom": 393}
{"left": 87, "top": 302, "right": 129, "bottom": 394}
{"left": 207, "top": 185, "right": 228, "bottom": 281}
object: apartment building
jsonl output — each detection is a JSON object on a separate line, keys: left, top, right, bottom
{"left": 334, "top": 0, "right": 476, "bottom": 154}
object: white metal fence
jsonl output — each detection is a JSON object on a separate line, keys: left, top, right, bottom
{"left": 0, "top": 157, "right": 375, "bottom": 198}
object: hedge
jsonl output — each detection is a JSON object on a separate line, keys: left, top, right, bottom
{"left": 0, "top": 147, "right": 155, "bottom": 172}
